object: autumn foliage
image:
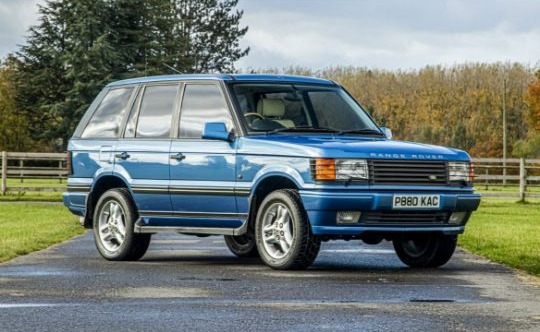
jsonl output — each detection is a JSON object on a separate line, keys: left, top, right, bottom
{"left": 265, "top": 63, "right": 533, "bottom": 157}
{"left": 526, "top": 71, "right": 540, "bottom": 132}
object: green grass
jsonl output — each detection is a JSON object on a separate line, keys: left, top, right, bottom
{"left": 0, "top": 192, "right": 63, "bottom": 202}
{"left": 0, "top": 204, "right": 84, "bottom": 263}
{"left": 6, "top": 178, "right": 66, "bottom": 188}
{"left": 1, "top": 178, "right": 65, "bottom": 201}
{"left": 459, "top": 198, "right": 540, "bottom": 276}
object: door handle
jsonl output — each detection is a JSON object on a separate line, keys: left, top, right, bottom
{"left": 170, "top": 153, "right": 186, "bottom": 161}
{"left": 115, "top": 152, "right": 130, "bottom": 160}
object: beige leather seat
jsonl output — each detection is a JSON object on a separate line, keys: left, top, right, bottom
{"left": 257, "top": 99, "right": 295, "bottom": 128}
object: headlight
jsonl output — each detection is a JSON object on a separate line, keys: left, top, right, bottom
{"left": 312, "top": 158, "right": 369, "bottom": 181}
{"left": 448, "top": 162, "right": 474, "bottom": 184}
{"left": 336, "top": 159, "right": 369, "bottom": 180}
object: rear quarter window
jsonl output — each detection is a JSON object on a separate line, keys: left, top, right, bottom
{"left": 81, "top": 87, "right": 134, "bottom": 138}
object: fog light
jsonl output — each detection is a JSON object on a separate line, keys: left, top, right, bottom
{"left": 337, "top": 211, "right": 361, "bottom": 224}
{"left": 449, "top": 212, "right": 467, "bottom": 225}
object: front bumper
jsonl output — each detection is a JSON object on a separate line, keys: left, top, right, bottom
{"left": 300, "top": 190, "right": 481, "bottom": 236}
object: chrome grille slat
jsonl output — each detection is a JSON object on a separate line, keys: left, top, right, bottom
{"left": 369, "top": 159, "right": 448, "bottom": 186}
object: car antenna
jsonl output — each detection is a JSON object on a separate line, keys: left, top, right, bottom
{"left": 163, "top": 63, "right": 182, "bottom": 74}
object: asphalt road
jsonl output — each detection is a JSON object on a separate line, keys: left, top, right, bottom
{"left": 0, "top": 232, "right": 538, "bottom": 332}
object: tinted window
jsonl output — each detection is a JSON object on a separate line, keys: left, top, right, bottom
{"left": 81, "top": 88, "right": 134, "bottom": 138}
{"left": 229, "top": 83, "right": 379, "bottom": 133}
{"left": 179, "top": 84, "right": 232, "bottom": 138}
{"left": 308, "top": 91, "right": 367, "bottom": 130}
{"left": 136, "top": 85, "right": 178, "bottom": 138}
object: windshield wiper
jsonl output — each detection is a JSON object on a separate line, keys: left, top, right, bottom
{"left": 336, "top": 128, "right": 385, "bottom": 136}
{"left": 266, "top": 125, "right": 338, "bottom": 135}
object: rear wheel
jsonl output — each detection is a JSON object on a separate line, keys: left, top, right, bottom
{"left": 224, "top": 234, "right": 259, "bottom": 258}
{"left": 93, "top": 188, "right": 151, "bottom": 261}
{"left": 393, "top": 234, "right": 457, "bottom": 268}
{"left": 255, "top": 189, "right": 320, "bottom": 270}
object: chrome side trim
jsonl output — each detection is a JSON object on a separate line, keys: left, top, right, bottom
{"left": 139, "top": 210, "right": 248, "bottom": 219}
{"left": 67, "top": 185, "right": 92, "bottom": 193}
{"left": 169, "top": 187, "right": 235, "bottom": 196}
{"left": 131, "top": 186, "right": 168, "bottom": 194}
{"left": 235, "top": 188, "right": 251, "bottom": 196}
{"left": 131, "top": 185, "right": 250, "bottom": 196}
{"left": 134, "top": 219, "right": 248, "bottom": 236}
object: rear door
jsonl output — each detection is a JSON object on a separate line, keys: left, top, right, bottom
{"left": 114, "top": 83, "right": 180, "bottom": 216}
{"left": 169, "top": 82, "right": 243, "bottom": 228}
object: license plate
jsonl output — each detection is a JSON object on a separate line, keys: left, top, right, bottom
{"left": 392, "top": 195, "right": 440, "bottom": 209}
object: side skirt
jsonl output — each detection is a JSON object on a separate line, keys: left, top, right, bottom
{"left": 133, "top": 218, "right": 249, "bottom": 236}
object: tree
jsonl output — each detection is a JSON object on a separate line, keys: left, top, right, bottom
{"left": 12, "top": 0, "right": 249, "bottom": 150}
{"left": 513, "top": 70, "right": 540, "bottom": 157}
{"left": 0, "top": 58, "right": 26, "bottom": 151}
{"left": 12, "top": 0, "right": 120, "bottom": 148}
{"left": 110, "top": 0, "right": 249, "bottom": 75}
{"left": 526, "top": 70, "right": 540, "bottom": 131}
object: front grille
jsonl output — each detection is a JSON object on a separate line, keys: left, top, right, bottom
{"left": 369, "top": 159, "right": 448, "bottom": 186}
{"left": 362, "top": 211, "right": 450, "bottom": 224}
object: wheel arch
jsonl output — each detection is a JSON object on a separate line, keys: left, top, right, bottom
{"left": 247, "top": 174, "right": 300, "bottom": 233}
{"left": 84, "top": 175, "right": 131, "bottom": 229}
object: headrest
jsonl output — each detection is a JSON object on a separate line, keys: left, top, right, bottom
{"left": 258, "top": 99, "right": 285, "bottom": 117}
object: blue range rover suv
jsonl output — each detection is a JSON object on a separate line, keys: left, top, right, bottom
{"left": 64, "top": 74, "right": 480, "bottom": 270}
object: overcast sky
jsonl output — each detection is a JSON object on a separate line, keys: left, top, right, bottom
{"left": 1, "top": 0, "right": 539, "bottom": 70}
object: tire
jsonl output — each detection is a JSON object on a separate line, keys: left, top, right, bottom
{"left": 393, "top": 234, "right": 457, "bottom": 268}
{"left": 255, "top": 189, "right": 320, "bottom": 270}
{"left": 224, "top": 234, "right": 259, "bottom": 258}
{"left": 93, "top": 188, "right": 151, "bottom": 261}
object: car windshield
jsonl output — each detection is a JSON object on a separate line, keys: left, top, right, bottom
{"left": 228, "top": 83, "right": 381, "bottom": 135}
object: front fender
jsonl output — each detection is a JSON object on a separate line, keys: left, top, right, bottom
{"left": 250, "top": 165, "right": 306, "bottom": 189}
{"left": 237, "top": 155, "right": 311, "bottom": 191}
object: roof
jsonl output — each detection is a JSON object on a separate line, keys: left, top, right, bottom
{"left": 106, "top": 74, "right": 336, "bottom": 87}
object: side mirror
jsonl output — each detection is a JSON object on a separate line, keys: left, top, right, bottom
{"left": 202, "top": 122, "right": 233, "bottom": 142}
{"left": 380, "top": 127, "right": 392, "bottom": 139}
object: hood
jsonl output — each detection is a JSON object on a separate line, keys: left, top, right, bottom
{"left": 238, "top": 135, "right": 470, "bottom": 161}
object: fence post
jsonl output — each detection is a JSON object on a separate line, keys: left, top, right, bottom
{"left": 1, "top": 151, "right": 7, "bottom": 195}
{"left": 519, "top": 158, "right": 526, "bottom": 201}
{"left": 19, "top": 160, "right": 24, "bottom": 183}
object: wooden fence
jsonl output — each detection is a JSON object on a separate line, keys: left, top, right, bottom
{"left": 472, "top": 158, "right": 540, "bottom": 199}
{"left": 1, "top": 151, "right": 67, "bottom": 194}
{"left": 1, "top": 151, "right": 540, "bottom": 198}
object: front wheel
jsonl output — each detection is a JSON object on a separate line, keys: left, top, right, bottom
{"left": 255, "top": 189, "right": 320, "bottom": 270}
{"left": 93, "top": 188, "right": 151, "bottom": 261}
{"left": 393, "top": 234, "right": 457, "bottom": 268}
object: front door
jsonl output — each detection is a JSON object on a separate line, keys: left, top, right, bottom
{"left": 169, "top": 83, "right": 242, "bottom": 228}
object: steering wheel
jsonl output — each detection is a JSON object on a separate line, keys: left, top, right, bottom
{"left": 244, "top": 112, "right": 265, "bottom": 120}
{"left": 244, "top": 112, "right": 265, "bottom": 126}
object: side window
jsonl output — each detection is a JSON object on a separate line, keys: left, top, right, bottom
{"left": 179, "top": 84, "right": 233, "bottom": 139}
{"left": 81, "top": 87, "right": 134, "bottom": 138}
{"left": 135, "top": 85, "right": 178, "bottom": 138}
